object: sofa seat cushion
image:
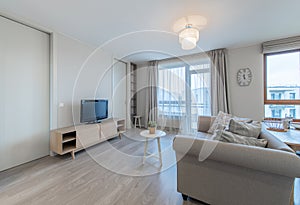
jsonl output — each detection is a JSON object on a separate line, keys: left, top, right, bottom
{"left": 196, "top": 131, "right": 213, "bottom": 139}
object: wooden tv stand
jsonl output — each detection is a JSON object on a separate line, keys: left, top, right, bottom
{"left": 50, "top": 118, "right": 125, "bottom": 159}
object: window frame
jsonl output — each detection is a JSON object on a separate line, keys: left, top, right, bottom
{"left": 264, "top": 49, "right": 300, "bottom": 105}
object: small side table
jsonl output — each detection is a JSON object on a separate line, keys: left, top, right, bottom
{"left": 140, "top": 130, "right": 166, "bottom": 166}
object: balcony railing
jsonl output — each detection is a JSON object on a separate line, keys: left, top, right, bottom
{"left": 158, "top": 103, "right": 210, "bottom": 117}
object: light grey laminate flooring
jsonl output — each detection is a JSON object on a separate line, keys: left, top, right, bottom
{"left": 0, "top": 128, "right": 299, "bottom": 205}
{"left": 0, "top": 129, "right": 205, "bottom": 205}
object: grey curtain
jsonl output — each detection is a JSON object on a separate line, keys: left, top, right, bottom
{"left": 145, "top": 61, "right": 158, "bottom": 127}
{"left": 207, "top": 48, "right": 230, "bottom": 116}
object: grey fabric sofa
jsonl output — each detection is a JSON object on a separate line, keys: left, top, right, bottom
{"left": 173, "top": 116, "right": 300, "bottom": 205}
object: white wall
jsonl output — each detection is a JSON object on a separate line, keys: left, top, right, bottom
{"left": 136, "top": 64, "right": 148, "bottom": 127}
{"left": 0, "top": 14, "right": 127, "bottom": 170}
{"left": 55, "top": 33, "right": 114, "bottom": 128}
{"left": 227, "top": 44, "right": 264, "bottom": 121}
{"left": 0, "top": 16, "right": 50, "bottom": 171}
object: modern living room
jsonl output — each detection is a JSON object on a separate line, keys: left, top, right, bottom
{"left": 1, "top": 1, "right": 300, "bottom": 205}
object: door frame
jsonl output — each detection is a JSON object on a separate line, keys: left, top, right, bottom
{"left": 112, "top": 58, "right": 128, "bottom": 125}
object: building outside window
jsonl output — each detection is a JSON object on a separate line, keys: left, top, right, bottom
{"left": 271, "top": 93, "right": 275, "bottom": 100}
{"left": 290, "top": 109, "right": 296, "bottom": 118}
{"left": 290, "top": 93, "right": 296, "bottom": 99}
{"left": 264, "top": 50, "right": 300, "bottom": 119}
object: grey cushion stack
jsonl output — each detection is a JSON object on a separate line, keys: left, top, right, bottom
{"left": 213, "top": 118, "right": 266, "bottom": 147}
{"left": 213, "top": 130, "right": 267, "bottom": 147}
{"left": 227, "top": 119, "right": 261, "bottom": 138}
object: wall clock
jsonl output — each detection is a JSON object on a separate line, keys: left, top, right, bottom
{"left": 237, "top": 68, "right": 252, "bottom": 86}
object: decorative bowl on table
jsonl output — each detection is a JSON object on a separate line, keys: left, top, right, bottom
{"left": 263, "top": 119, "right": 287, "bottom": 132}
{"left": 291, "top": 122, "right": 300, "bottom": 130}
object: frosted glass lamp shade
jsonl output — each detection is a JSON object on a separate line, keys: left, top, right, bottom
{"left": 181, "top": 37, "right": 197, "bottom": 50}
{"left": 179, "top": 27, "right": 199, "bottom": 50}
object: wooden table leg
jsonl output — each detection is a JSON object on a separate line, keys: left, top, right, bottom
{"left": 143, "top": 138, "right": 148, "bottom": 164}
{"left": 157, "top": 137, "right": 162, "bottom": 166}
{"left": 290, "top": 182, "right": 294, "bottom": 205}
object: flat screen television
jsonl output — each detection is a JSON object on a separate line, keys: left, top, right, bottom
{"left": 80, "top": 99, "right": 108, "bottom": 123}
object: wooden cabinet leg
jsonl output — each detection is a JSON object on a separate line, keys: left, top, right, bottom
{"left": 71, "top": 150, "right": 75, "bottom": 160}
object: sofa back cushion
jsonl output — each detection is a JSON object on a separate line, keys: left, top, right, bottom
{"left": 198, "top": 116, "right": 216, "bottom": 132}
{"left": 213, "top": 130, "right": 268, "bottom": 147}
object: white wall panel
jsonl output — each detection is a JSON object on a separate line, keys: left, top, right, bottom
{"left": 227, "top": 45, "right": 264, "bottom": 121}
{"left": 56, "top": 33, "right": 114, "bottom": 127}
{"left": 0, "top": 16, "right": 50, "bottom": 171}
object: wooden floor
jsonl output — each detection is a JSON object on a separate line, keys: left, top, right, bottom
{"left": 0, "top": 129, "right": 299, "bottom": 205}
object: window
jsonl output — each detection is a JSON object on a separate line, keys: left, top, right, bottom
{"left": 290, "top": 109, "right": 296, "bottom": 118}
{"left": 290, "top": 93, "right": 296, "bottom": 99}
{"left": 158, "top": 66, "right": 186, "bottom": 117}
{"left": 158, "top": 61, "right": 211, "bottom": 132}
{"left": 271, "top": 109, "right": 282, "bottom": 118}
{"left": 271, "top": 93, "right": 275, "bottom": 100}
{"left": 264, "top": 50, "right": 300, "bottom": 119}
{"left": 190, "top": 65, "right": 211, "bottom": 130}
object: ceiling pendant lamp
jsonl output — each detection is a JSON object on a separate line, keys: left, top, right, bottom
{"left": 179, "top": 25, "right": 199, "bottom": 50}
{"left": 173, "top": 15, "right": 207, "bottom": 50}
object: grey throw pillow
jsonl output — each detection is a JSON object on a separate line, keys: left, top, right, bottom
{"left": 213, "top": 130, "right": 267, "bottom": 148}
{"left": 232, "top": 117, "right": 253, "bottom": 123}
{"left": 228, "top": 119, "right": 261, "bottom": 138}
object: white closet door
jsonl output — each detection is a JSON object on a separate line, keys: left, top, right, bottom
{"left": 0, "top": 16, "right": 50, "bottom": 171}
{"left": 112, "top": 59, "right": 127, "bottom": 120}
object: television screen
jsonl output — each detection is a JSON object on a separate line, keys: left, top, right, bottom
{"left": 80, "top": 99, "right": 108, "bottom": 123}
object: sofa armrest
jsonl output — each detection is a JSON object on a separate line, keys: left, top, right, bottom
{"left": 260, "top": 128, "right": 295, "bottom": 153}
{"left": 173, "top": 136, "right": 300, "bottom": 178}
{"left": 197, "top": 116, "right": 216, "bottom": 132}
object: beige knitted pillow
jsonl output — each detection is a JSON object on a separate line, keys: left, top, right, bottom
{"left": 207, "top": 111, "right": 232, "bottom": 134}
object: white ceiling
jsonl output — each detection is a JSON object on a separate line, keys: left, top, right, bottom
{"left": 1, "top": 0, "right": 300, "bottom": 64}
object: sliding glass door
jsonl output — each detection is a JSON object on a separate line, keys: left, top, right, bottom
{"left": 190, "top": 64, "right": 211, "bottom": 130}
{"left": 157, "top": 61, "right": 211, "bottom": 133}
{"left": 158, "top": 66, "right": 186, "bottom": 117}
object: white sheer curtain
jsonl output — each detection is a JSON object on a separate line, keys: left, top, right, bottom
{"left": 157, "top": 66, "right": 188, "bottom": 133}
{"left": 144, "top": 61, "right": 158, "bottom": 127}
{"left": 157, "top": 53, "right": 211, "bottom": 134}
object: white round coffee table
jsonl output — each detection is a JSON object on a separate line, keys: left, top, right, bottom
{"left": 140, "top": 130, "right": 166, "bottom": 166}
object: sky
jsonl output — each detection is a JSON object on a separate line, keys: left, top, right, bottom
{"left": 267, "top": 51, "right": 300, "bottom": 86}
